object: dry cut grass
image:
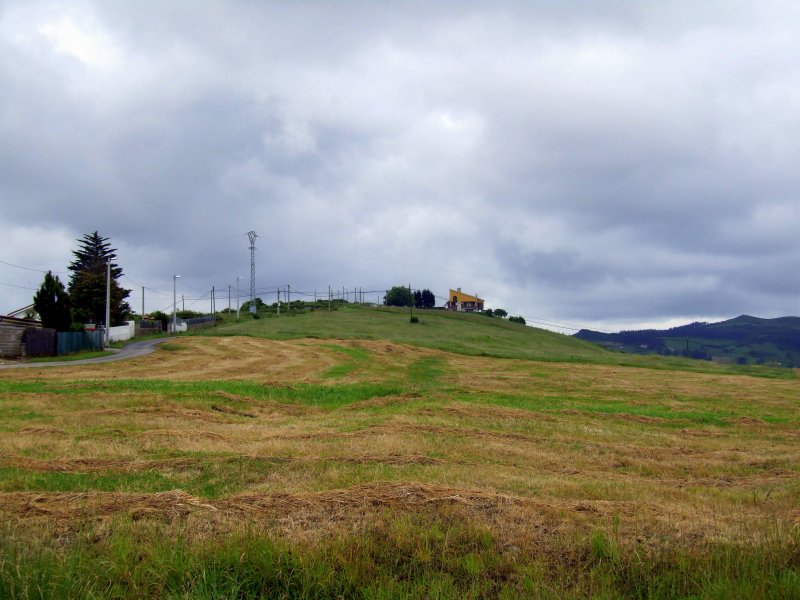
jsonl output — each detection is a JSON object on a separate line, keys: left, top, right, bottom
{"left": 1, "top": 335, "right": 799, "bottom": 590}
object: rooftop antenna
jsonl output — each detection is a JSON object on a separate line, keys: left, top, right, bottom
{"left": 247, "top": 231, "right": 258, "bottom": 314}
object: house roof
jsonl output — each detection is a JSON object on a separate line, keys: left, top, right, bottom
{"left": 0, "top": 315, "right": 41, "bottom": 328}
{"left": 449, "top": 289, "right": 483, "bottom": 303}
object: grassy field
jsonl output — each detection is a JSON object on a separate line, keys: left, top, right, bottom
{"left": 26, "top": 349, "right": 115, "bottom": 363}
{"left": 1, "top": 307, "right": 799, "bottom": 598}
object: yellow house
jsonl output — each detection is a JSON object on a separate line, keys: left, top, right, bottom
{"left": 446, "top": 288, "right": 484, "bottom": 312}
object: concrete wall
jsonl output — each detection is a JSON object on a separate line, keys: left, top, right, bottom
{"left": 108, "top": 321, "right": 136, "bottom": 343}
{"left": 168, "top": 319, "right": 188, "bottom": 333}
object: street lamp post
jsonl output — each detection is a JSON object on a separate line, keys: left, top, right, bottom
{"left": 173, "top": 274, "right": 180, "bottom": 334}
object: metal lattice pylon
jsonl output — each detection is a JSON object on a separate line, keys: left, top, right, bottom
{"left": 247, "top": 231, "right": 257, "bottom": 314}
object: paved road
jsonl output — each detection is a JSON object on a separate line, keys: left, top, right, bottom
{"left": 0, "top": 337, "right": 171, "bottom": 369}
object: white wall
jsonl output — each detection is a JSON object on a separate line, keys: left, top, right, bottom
{"left": 168, "top": 319, "right": 187, "bottom": 333}
{"left": 108, "top": 320, "right": 136, "bottom": 342}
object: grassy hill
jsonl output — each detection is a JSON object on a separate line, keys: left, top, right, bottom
{"left": 208, "top": 305, "right": 795, "bottom": 378}
{"left": 211, "top": 305, "right": 606, "bottom": 362}
{"left": 575, "top": 314, "right": 800, "bottom": 368}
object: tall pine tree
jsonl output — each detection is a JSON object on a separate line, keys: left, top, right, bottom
{"left": 33, "top": 271, "right": 72, "bottom": 330}
{"left": 68, "top": 232, "right": 131, "bottom": 326}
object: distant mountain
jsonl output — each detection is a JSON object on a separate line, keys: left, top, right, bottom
{"left": 574, "top": 315, "right": 800, "bottom": 367}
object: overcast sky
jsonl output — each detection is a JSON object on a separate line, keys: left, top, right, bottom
{"left": 2, "top": 1, "right": 799, "bottom": 332}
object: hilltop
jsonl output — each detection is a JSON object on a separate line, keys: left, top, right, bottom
{"left": 206, "top": 305, "right": 795, "bottom": 378}
{"left": 575, "top": 314, "right": 800, "bottom": 367}
{"left": 209, "top": 305, "right": 606, "bottom": 362}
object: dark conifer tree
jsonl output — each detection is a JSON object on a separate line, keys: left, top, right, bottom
{"left": 33, "top": 271, "right": 72, "bottom": 330}
{"left": 67, "top": 231, "right": 131, "bottom": 326}
{"left": 413, "top": 290, "right": 423, "bottom": 308}
{"left": 420, "top": 289, "right": 436, "bottom": 309}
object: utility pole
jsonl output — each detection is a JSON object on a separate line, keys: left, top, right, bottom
{"left": 141, "top": 286, "right": 145, "bottom": 320}
{"left": 408, "top": 283, "right": 413, "bottom": 319}
{"left": 172, "top": 274, "right": 180, "bottom": 334}
{"left": 211, "top": 285, "right": 215, "bottom": 316}
{"left": 228, "top": 285, "right": 231, "bottom": 314}
{"left": 328, "top": 285, "right": 331, "bottom": 311}
{"left": 277, "top": 289, "right": 281, "bottom": 317}
{"left": 182, "top": 294, "right": 184, "bottom": 312}
{"left": 288, "top": 284, "right": 291, "bottom": 311}
{"left": 236, "top": 276, "right": 241, "bottom": 321}
{"left": 248, "top": 231, "right": 258, "bottom": 314}
{"left": 104, "top": 260, "right": 111, "bottom": 346}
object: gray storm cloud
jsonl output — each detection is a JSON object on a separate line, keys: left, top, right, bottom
{"left": 1, "top": 1, "right": 798, "bottom": 331}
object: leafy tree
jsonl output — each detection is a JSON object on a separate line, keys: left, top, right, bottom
{"left": 483, "top": 309, "right": 494, "bottom": 317}
{"left": 493, "top": 308, "right": 508, "bottom": 318}
{"left": 68, "top": 232, "right": 131, "bottom": 326}
{"left": 148, "top": 310, "right": 171, "bottom": 331}
{"left": 385, "top": 286, "right": 413, "bottom": 307}
{"left": 240, "top": 298, "right": 265, "bottom": 312}
{"left": 509, "top": 315, "right": 526, "bottom": 325}
{"left": 177, "top": 310, "right": 205, "bottom": 319}
{"left": 33, "top": 271, "right": 72, "bottom": 330}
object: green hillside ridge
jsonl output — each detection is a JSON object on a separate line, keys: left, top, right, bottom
{"left": 205, "top": 306, "right": 794, "bottom": 378}
{"left": 575, "top": 314, "right": 800, "bottom": 368}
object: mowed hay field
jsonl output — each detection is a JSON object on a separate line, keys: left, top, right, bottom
{"left": 1, "top": 308, "right": 799, "bottom": 598}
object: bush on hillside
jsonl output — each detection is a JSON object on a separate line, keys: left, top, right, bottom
{"left": 385, "top": 286, "right": 413, "bottom": 307}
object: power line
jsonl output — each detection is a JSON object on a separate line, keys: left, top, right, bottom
{"left": 0, "top": 281, "right": 39, "bottom": 291}
{"left": 0, "top": 259, "right": 66, "bottom": 274}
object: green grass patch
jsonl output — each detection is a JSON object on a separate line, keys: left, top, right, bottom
{"left": 407, "top": 356, "right": 446, "bottom": 387}
{"left": 323, "top": 362, "right": 359, "bottom": 378}
{"left": 156, "top": 342, "right": 182, "bottom": 352}
{"left": 0, "top": 379, "right": 401, "bottom": 411}
{"left": 26, "top": 350, "right": 114, "bottom": 363}
{"left": 2, "top": 514, "right": 798, "bottom": 599}
{"left": 0, "top": 468, "right": 178, "bottom": 494}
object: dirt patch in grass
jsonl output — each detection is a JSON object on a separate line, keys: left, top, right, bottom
{"left": 363, "top": 422, "right": 539, "bottom": 444}
{"left": 74, "top": 405, "right": 234, "bottom": 423}
{"left": 331, "top": 453, "right": 445, "bottom": 466}
{"left": 18, "top": 426, "right": 65, "bottom": 435}
{"left": 0, "top": 481, "right": 775, "bottom": 548}
{"left": 210, "top": 404, "right": 257, "bottom": 418}
{"left": 343, "top": 392, "right": 423, "bottom": 410}
{"left": 415, "top": 403, "right": 557, "bottom": 422}
{"left": 0, "top": 489, "right": 215, "bottom": 522}
{"left": 0, "top": 483, "right": 624, "bottom": 533}
{"left": 724, "top": 416, "right": 767, "bottom": 425}
{"left": 560, "top": 409, "right": 668, "bottom": 424}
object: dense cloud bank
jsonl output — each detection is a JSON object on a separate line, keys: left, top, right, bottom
{"left": 2, "top": 1, "right": 798, "bottom": 331}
